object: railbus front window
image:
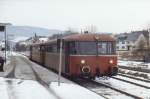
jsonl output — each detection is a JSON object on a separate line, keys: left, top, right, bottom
{"left": 77, "top": 42, "right": 97, "bottom": 55}
{"left": 98, "top": 42, "right": 107, "bottom": 54}
{"left": 69, "top": 41, "right": 115, "bottom": 55}
{"left": 69, "top": 41, "right": 97, "bottom": 55}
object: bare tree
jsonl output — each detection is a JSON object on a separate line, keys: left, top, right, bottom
{"left": 83, "top": 25, "right": 97, "bottom": 33}
{"left": 132, "top": 39, "right": 147, "bottom": 60}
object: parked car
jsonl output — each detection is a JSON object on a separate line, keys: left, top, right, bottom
{"left": 0, "top": 56, "right": 4, "bottom": 71}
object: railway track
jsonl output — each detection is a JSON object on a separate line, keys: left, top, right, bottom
{"left": 118, "top": 73, "right": 150, "bottom": 83}
{"left": 72, "top": 78, "right": 141, "bottom": 99}
{"left": 112, "top": 76, "right": 150, "bottom": 89}
{"left": 95, "top": 75, "right": 150, "bottom": 99}
{"left": 119, "top": 65, "right": 150, "bottom": 73}
{"left": 119, "top": 68, "right": 150, "bottom": 80}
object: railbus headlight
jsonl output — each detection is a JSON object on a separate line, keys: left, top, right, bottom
{"left": 82, "top": 66, "right": 90, "bottom": 74}
{"left": 109, "top": 59, "right": 113, "bottom": 64}
{"left": 81, "top": 59, "right": 85, "bottom": 64}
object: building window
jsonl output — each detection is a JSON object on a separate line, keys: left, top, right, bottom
{"left": 122, "top": 41, "right": 125, "bottom": 44}
{"left": 127, "top": 46, "right": 130, "bottom": 50}
{"left": 116, "top": 46, "right": 119, "bottom": 49}
{"left": 122, "top": 46, "right": 125, "bottom": 49}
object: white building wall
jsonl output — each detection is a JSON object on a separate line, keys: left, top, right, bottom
{"left": 116, "top": 40, "right": 131, "bottom": 51}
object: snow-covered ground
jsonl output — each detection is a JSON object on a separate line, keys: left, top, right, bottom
{"left": 49, "top": 82, "right": 104, "bottom": 99}
{"left": 2, "top": 51, "right": 150, "bottom": 99}
{"left": 0, "top": 52, "right": 105, "bottom": 99}
{"left": 0, "top": 77, "right": 57, "bottom": 99}
{"left": 0, "top": 51, "right": 12, "bottom": 60}
{"left": 0, "top": 51, "right": 13, "bottom": 77}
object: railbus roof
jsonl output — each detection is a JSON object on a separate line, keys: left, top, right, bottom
{"left": 31, "top": 33, "right": 116, "bottom": 46}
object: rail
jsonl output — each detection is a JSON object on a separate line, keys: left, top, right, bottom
{"left": 118, "top": 73, "right": 150, "bottom": 83}
{"left": 112, "top": 76, "right": 150, "bottom": 89}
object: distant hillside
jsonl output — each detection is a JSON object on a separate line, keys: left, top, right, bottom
{"left": 8, "top": 26, "right": 62, "bottom": 36}
{"left": 0, "top": 26, "right": 62, "bottom": 41}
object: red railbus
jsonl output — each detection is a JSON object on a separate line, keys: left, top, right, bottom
{"left": 30, "top": 33, "right": 118, "bottom": 79}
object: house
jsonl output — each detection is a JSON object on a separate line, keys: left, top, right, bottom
{"left": 115, "top": 30, "right": 149, "bottom": 56}
{"left": 25, "top": 34, "right": 49, "bottom": 45}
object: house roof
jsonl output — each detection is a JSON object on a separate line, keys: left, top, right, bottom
{"left": 127, "top": 30, "right": 149, "bottom": 42}
{"left": 115, "top": 30, "right": 149, "bottom": 42}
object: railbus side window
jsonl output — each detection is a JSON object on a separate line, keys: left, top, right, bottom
{"left": 52, "top": 44, "right": 57, "bottom": 53}
{"left": 40, "top": 46, "right": 45, "bottom": 51}
{"left": 32, "top": 46, "right": 39, "bottom": 52}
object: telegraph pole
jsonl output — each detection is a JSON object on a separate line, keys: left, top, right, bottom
{"left": 148, "top": 29, "right": 150, "bottom": 54}
{"left": 4, "top": 26, "right": 7, "bottom": 63}
{"left": 58, "top": 34, "right": 63, "bottom": 86}
{"left": 148, "top": 29, "right": 150, "bottom": 55}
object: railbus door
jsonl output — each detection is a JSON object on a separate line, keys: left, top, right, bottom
{"left": 40, "top": 45, "right": 46, "bottom": 66}
{"left": 30, "top": 46, "right": 32, "bottom": 60}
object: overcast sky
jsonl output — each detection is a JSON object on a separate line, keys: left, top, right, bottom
{"left": 0, "top": 0, "right": 150, "bottom": 33}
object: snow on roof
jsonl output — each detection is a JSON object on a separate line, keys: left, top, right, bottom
{"left": 39, "top": 37, "right": 48, "bottom": 42}
{"left": 12, "top": 36, "right": 28, "bottom": 42}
